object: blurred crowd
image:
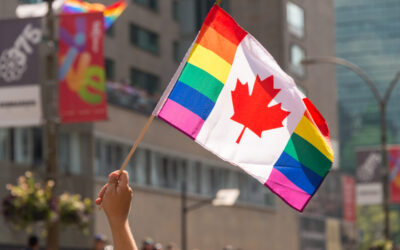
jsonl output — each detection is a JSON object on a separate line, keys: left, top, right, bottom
{"left": 94, "top": 234, "right": 177, "bottom": 250}
{"left": 139, "top": 237, "right": 177, "bottom": 250}
{"left": 106, "top": 81, "right": 159, "bottom": 114}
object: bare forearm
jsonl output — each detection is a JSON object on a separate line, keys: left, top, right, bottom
{"left": 110, "top": 221, "right": 138, "bottom": 250}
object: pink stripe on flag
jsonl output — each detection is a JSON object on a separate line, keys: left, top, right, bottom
{"left": 265, "top": 168, "right": 311, "bottom": 212}
{"left": 158, "top": 99, "right": 205, "bottom": 139}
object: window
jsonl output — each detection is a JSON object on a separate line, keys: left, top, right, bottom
{"left": 286, "top": 2, "right": 305, "bottom": 38}
{"left": 0, "top": 129, "right": 8, "bottom": 161}
{"left": 154, "top": 153, "right": 181, "bottom": 190}
{"left": 32, "top": 128, "right": 43, "bottom": 165}
{"left": 13, "top": 128, "right": 33, "bottom": 165}
{"left": 173, "top": 41, "right": 180, "bottom": 62}
{"left": 172, "top": 1, "right": 179, "bottom": 21}
{"left": 128, "top": 148, "right": 146, "bottom": 185}
{"left": 129, "top": 24, "right": 159, "bottom": 54}
{"left": 58, "top": 132, "right": 71, "bottom": 173}
{"left": 133, "top": 0, "right": 158, "bottom": 11}
{"left": 130, "top": 68, "right": 160, "bottom": 94}
{"left": 105, "top": 58, "right": 115, "bottom": 81}
{"left": 58, "top": 132, "right": 88, "bottom": 175}
{"left": 106, "top": 24, "right": 115, "bottom": 37}
{"left": 9, "top": 127, "right": 42, "bottom": 166}
{"left": 289, "top": 44, "right": 306, "bottom": 77}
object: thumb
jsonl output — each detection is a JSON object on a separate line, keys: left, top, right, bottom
{"left": 118, "top": 170, "right": 130, "bottom": 186}
{"left": 107, "top": 171, "right": 119, "bottom": 192}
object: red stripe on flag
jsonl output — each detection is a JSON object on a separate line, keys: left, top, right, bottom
{"left": 203, "top": 5, "right": 248, "bottom": 46}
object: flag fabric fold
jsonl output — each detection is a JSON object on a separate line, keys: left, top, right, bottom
{"left": 62, "top": 0, "right": 127, "bottom": 29}
{"left": 153, "top": 5, "right": 334, "bottom": 212}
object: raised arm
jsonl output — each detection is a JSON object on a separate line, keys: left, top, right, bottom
{"left": 96, "top": 170, "right": 138, "bottom": 250}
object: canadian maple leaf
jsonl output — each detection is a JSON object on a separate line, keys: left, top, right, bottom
{"left": 230, "top": 75, "right": 290, "bottom": 144}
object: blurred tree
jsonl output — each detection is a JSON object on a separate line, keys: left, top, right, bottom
{"left": 2, "top": 172, "right": 93, "bottom": 240}
{"left": 358, "top": 205, "right": 400, "bottom": 250}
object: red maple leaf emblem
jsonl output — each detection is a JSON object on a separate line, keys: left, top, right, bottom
{"left": 231, "top": 75, "right": 290, "bottom": 144}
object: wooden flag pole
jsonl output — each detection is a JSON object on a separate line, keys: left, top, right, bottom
{"left": 119, "top": 114, "right": 155, "bottom": 172}
{"left": 216, "top": 0, "right": 222, "bottom": 6}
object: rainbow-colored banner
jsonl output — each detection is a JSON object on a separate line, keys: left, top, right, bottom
{"left": 62, "top": 0, "right": 127, "bottom": 29}
{"left": 153, "top": 5, "right": 334, "bottom": 211}
{"left": 58, "top": 12, "right": 107, "bottom": 123}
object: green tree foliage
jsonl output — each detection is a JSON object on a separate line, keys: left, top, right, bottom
{"left": 357, "top": 205, "right": 400, "bottom": 250}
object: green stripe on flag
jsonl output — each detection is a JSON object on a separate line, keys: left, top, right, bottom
{"left": 284, "top": 133, "right": 332, "bottom": 177}
{"left": 178, "top": 63, "right": 224, "bottom": 102}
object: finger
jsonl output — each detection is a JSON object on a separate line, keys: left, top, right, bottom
{"left": 95, "top": 197, "right": 102, "bottom": 205}
{"left": 97, "top": 184, "right": 108, "bottom": 200}
{"left": 107, "top": 175, "right": 118, "bottom": 193}
{"left": 118, "top": 170, "right": 130, "bottom": 186}
{"left": 108, "top": 170, "right": 121, "bottom": 184}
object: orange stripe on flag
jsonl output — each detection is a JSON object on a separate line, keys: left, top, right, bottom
{"left": 204, "top": 5, "right": 248, "bottom": 46}
{"left": 196, "top": 25, "right": 237, "bottom": 65}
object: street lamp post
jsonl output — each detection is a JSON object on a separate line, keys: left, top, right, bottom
{"left": 44, "top": 0, "right": 59, "bottom": 249}
{"left": 181, "top": 180, "right": 239, "bottom": 250}
{"left": 302, "top": 56, "right": 400, "bottom": 242}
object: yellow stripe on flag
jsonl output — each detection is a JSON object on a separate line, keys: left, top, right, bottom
{"left": 294, "top": 115, "right": 334, "bottom": 162}
{"left": 188, "top": 43, "right": 232, "bottom": 84}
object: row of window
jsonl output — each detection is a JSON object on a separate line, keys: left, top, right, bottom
{"left": 94, "top": 136, "right": 276, "bottom": 207}
{"left": 108, "top": 22, "right": 182, "bottom": 61}
{"left": 0, "top": 128, "right": 90, "bottom": 175}
{"left": 286, "top": 1, "right": 306, "bottom": 77}
{"left": 133, "top": 0, "right": 179, "bottom": 21}
{"left": 0, "top": 127, "right": 275, "bottom": 207}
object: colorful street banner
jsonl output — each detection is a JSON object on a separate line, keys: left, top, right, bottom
{"left": 0, "top": 17, "right": 42, "bottom": 127}
{"left": 341, "top": 175, "right": 356, "bottom": 222}
{"left": 153, "top": 5, "right": 334, "bottom": 211}
{"left": 58, "top": 12, "right": 107, "bottom": 123}
{"left": 389, "top": 146, "right": 400, "bottom": 203}
{"left": 62, "top": 0, "right": 127, "bottom": 30}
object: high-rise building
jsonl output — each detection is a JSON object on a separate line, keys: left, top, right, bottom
{"left": 336, "top": 0, "right": 400, "bottom": 172}
{"left": 0, "top": 0, "right": 345, "bottom": 249}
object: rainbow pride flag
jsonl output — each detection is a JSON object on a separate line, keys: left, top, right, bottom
{"left": 62, "top": 0, "right": 127, "bottom": 29}
{"left": 153, "top": 5, "right": 334, "bottom": 211}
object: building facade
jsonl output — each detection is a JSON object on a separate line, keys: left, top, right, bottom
{"left": 0, "top": 0, "right": 344, "bottom": 249}
{"left": 335, "top": 0, "right": 400, "bottom": 247}
{"left": 336, "top": 0, "right": 400, "bottom": 172}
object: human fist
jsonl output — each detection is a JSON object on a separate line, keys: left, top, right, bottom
{"left": 96, "top": 170, "right": 133, "bottom": 227}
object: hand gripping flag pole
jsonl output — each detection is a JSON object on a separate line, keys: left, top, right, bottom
{"left": 118, "top": 0, "right": 223, "bottom": 173}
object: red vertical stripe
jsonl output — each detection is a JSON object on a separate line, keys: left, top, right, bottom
{"left": 303, "top": 98, "right": 330, "bottom": 138}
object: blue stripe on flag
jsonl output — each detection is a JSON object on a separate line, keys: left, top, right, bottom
{"left": 273, "top": 151, "right": 323, "bottom": 195}
{"left": 168, "top": 81, "right": 215, "bottom": 120}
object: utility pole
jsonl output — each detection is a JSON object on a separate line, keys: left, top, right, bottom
{"left": 44, "top": 0, "right": 59, "bottom": 249}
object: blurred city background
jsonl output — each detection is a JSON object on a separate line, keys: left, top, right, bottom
{"left": 0, "top": 0, "right": 399, "bottom": 249}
